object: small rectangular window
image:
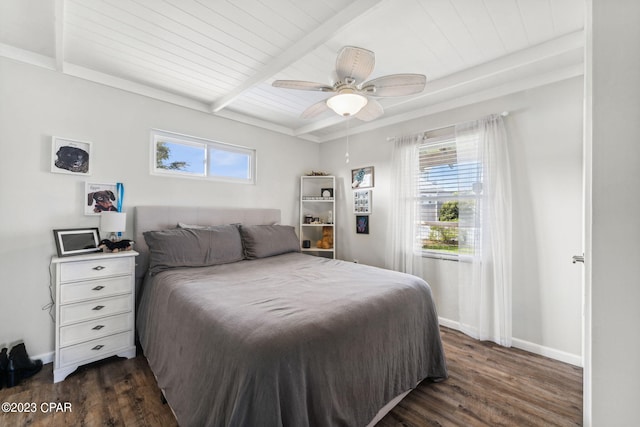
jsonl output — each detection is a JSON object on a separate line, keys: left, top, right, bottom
{"left": 151, "top": 130, "right": 255, "bottom": 184}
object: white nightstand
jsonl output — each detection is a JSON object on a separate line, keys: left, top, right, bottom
{"left": 51, "top": 250, "right": 138, "bottom": 383}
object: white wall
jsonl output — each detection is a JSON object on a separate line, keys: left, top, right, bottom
{"left": 319, "top": 77, "right": 584, "bottom": 362}
{"left": 0, "top": 52, "right": 587, "bottom": 369}
{"left": 0, "top": 57, "right": 319, "bottom": 357}
{"left": 588, "top": 0, "right": 640, "bottom": 424}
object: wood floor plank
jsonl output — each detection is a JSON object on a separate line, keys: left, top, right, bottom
{"left": 0, "top": 327, "right": 581, "bottom": 426}
{"left": 378, "top": 327, "right": 582, "bottom": 427}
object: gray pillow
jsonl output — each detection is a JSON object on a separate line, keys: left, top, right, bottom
{"left": 143, "top": 225, "right": 244, "bottom": 275}
{"left": 176, "top": 222, "right": 241, "bottom": 229}
{"left": 176, "top": 222, "right": 212, "bottom": 229}
{"left": 239, "top": 225, "right": 300, "bottom": 259}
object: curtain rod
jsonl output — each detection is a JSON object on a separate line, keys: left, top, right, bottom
{"left": 386, "top": 111, "right": 509, "bottom": 142}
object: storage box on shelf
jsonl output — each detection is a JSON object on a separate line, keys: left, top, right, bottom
{"left": 300, "top": 175, "right": 335, "bottom": 259}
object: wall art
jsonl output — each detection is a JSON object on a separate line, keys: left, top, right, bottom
{"left": 354, "top": 189, "right": 372, "bottom": 214}
{"left": 85, "top": 182, "right": 119, "bottom": 215}
{"left": 351, "top": 166, "right": 374, "bottom": 189}
{"left": 356, "top": 215, "right": 369, "bottom": 234}
{"left": 51, "top": 136, "right": 92, "bottom": 175}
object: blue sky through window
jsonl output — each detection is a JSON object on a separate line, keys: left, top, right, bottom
{"left": 162, "top": 141, "right": 205, "bottom": 174}
{"left": 421, "top": 162, "right": 480, "bottom": 194}
{"left": 209, "top": 148, "right": 250, "bottom": 179}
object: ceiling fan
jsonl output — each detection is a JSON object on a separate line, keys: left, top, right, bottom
{"left": 272, "top": 46, "right": 426, "bottom": 122}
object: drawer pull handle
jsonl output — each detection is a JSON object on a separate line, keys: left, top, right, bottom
{"left": 92, "top": 285, "right": 105, "bottom": 291}
{"left": 92, "top": 266, "right": 106, "bottom": 271}
{"left": 92, "top": 325, "right": 105, "bottom": 330}
{"left": 91, "top": 345, "right": 104, "bottom": 351}
{"left": 92, "top": 305, "right": 105, "bottom": 311}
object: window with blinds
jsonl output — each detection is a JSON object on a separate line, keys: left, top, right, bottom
{"left": 418, "top": 128, "right": 482, "bottom": 258}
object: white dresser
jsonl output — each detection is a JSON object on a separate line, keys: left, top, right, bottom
{"left": 51, "top": 250, "right": 138, "bottom": 383}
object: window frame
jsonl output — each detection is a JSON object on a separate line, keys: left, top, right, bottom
{"left": 417, "top": 127, "right": 479, "bottom": 261}
{"left": 150, "top": 129, "right": 256, "bottom": 184}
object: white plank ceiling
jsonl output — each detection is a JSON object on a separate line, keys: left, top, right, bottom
{"left": 0, "top": 0, "right": 584, "bottom": 142}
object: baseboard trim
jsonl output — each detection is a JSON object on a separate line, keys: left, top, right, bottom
{"left": 33, "top": 351, "right": 54, "bottom": 365}
{"left": 438, "top": 317, "right": 460, "bottom": 330}
{"left": 511, "top": 338, "right": 582, "bottom": 367}
{"left": 438, "top": 317, "right": 582, "bottom": 367}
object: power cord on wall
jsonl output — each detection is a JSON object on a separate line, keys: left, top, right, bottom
{"left": 41, "top": 256, "right": 55, "bottom": 323}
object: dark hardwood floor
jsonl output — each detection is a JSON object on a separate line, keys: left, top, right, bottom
{"left": 0, "top": 327, "right": 581, "bottom": 426}
{"left": 0, "top": 352, "right": 177, "bottom": 427}
{"left": 378, "top": 327, "right": 582, "bottom": 426}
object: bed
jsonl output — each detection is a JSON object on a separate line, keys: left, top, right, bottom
{"left": 134, "top": 206, "right": 447, "bottom": 427}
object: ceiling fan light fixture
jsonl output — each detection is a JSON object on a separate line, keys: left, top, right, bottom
{"left": 326, "top": 91, "right": 368, "bottom": 117}
{"left": 273, "top": 47, "right": 424, "bottom": 121}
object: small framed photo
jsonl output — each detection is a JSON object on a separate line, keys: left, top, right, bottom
{"left": 320, "top": 188, "right": 334, "bottom": 198}
{"left": 356, "top": 215, "right": 369, "bottom": 234}
{"left": 51, "top": 136, "right": 92, "bottom": 175}
{"left": 351, "top": 166, "right": 374, "bottom": 189}
{"left": 85, "top": 182, "right": 119, "bottom": 216}
{"left": 53, "top": 228, "right": 101, "bottom": 257}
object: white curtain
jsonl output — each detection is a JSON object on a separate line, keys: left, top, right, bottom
{"left": 387, "top": 134, "right": 423, "bottom": 278}
{"left": 457, "top": 114, "right": 513, "bottom": 346}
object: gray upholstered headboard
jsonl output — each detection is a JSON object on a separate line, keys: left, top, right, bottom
{"left": 133, "top": 206, "right": 281, "bottom": 284}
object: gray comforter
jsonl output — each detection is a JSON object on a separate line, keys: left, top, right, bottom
{"left": 137, "top": 253, "right": 447, "bottom": 427}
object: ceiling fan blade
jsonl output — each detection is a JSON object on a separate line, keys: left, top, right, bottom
{"left": 361, "top": 74, "right": 426, "bottom": 97}
{"left": 272, "top": 80, "right": 334, "bottom": 92}
{"left": 355, "top": 99, "right": 384, "bottom": 122}
{"left": 301, "top": 100, "right": 330, "bottom": 119}
{"left": 335, "top": 46, "right": 375, "bottom": 84}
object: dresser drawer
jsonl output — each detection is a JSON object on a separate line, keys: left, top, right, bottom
{"left": 59, "top": 312, "right": 133, "bottom": 348}
{"left": 59, "top": 294, "right": 131, "bottom": 326}
{"left": 59, "top": 257, "right": 132, "bottom": 282}
{"left": 60, "top": 276, "right": 131, "bottom": 304}
{"left": 58, "top": 331, "right": 132, "bottom": 367}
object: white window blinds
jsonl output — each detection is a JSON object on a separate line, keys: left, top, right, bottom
{"left": 418, "top": 128, "right": 482, "bottom": 256}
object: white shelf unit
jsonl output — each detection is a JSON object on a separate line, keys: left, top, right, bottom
{"left": 300, "top": 175, "right": 335, "bottom": 259}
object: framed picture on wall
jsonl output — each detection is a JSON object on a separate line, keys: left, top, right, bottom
{"left": 51, "top": 136, "right": 92, "bottom": 175}
{"left": 356, "top": 215, "right": 369, "bottom": 234}
{"left": 353, "top": 189, "right": 372, "bottom": 214}
{"left": 351, "top": 166, "right": 374, "bottom": 189}
{"left": 85, "top": 182, "right": 119, "bottom": 216}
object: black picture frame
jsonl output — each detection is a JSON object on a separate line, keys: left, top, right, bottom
{"left": 53, "top": 228, "right": 101, "bottom": 257}
{"left": 320, "top": 188, "right": 334, "bottom": 198}
{"left": 356, "top": 215, "right": 369, "bottom": 234}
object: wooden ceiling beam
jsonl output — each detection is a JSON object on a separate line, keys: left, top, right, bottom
{"left": 54, "top": 0, "right": 65, "bottom": 72}
{"left": 209, "top": 0, "right": 386, "bottom": 113}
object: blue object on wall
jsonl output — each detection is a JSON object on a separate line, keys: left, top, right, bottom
{"left": 116, "top": 182, "right": 124, "bottom": 212}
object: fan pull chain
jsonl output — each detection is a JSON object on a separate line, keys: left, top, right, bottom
{"left": 345, "top": 117, "right": 350, "bottom": 164}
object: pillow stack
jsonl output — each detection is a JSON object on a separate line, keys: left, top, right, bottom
{"left": 143, "top": 224, "right": 300, "bottom": 274}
